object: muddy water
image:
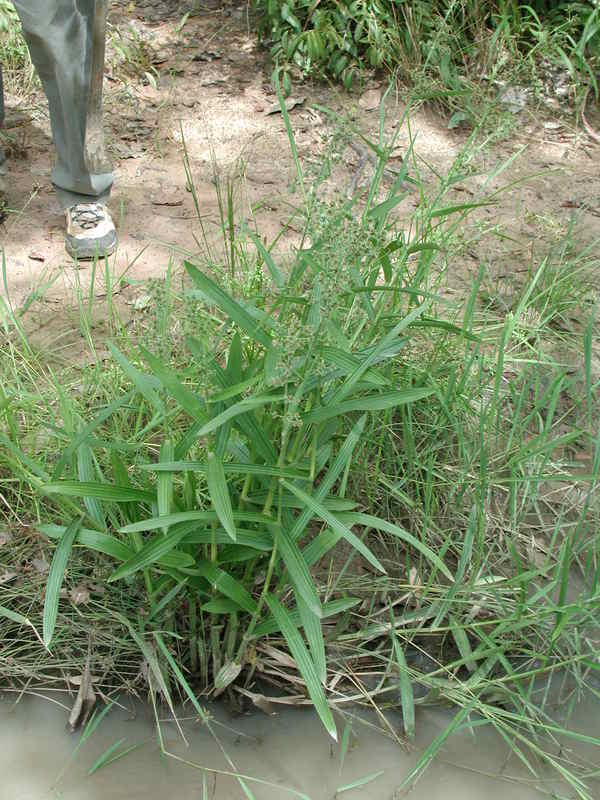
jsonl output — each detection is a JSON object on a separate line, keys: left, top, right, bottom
{"left": 1, "top": 691, "right": 598, "bottom": 800}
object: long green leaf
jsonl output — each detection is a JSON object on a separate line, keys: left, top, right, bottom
{"left": 281, "top": 480, "right": 386, "bottom": 574}
{"left": 249, "top": 232, "right": 284, "bottom": 288}
{"left": 246, "top": 493, "right": 355, "bottom": 511}
{"left": 195, "top": 561, "right": 257, "bottom": 613}
{"left": 77, "top": 442, "right": 105, "bottom": 527}
{"left": 207, "top": 452, "right": 236, "bottom": 541}
{"left": 301, "top": 528, "right": 342, "bottom": 567}
{"left": 367, "top": 191, "right": 407, "bottom": 219}
{"left": 41, "top": 524, "right": 133, "bottom": 562}
{"left": 185, "top": 262, "right": 272, "bottom": 348}
{"left": 140, "top": 346, "right": 206, "bottom": 421}
{"left": 297, "top": 596, "right": 326, "bottom": 684}
{"left": 394, "top": 704, "right": 474, "bottom": 793}
{"left": 265, "top": 596, "right": 336, "bottom": 740}
{"left": 338, "top": 512, "right": 453, "bottom": 581}
{"left": 279, "top": 527, "right": 322, "bottom": 617}
{"left": 106, "top": 342, "right": 164, "bottom": 414}
{"left": 336, "top": 771, "right": 385, "bottom": 793}
{"left": 431, "top": 200, "right": 495, "bottom": 219}
{"left": 183, "top": 527, "right": 272, "bottom": 551}
{"left": 392, "top": 637, "right": 415, "bottom": 738}
{"left": 44, "top": 481, "right": 155, "bottom": 503}
{"left": 304, "top": 388, "right": 434, "bottom": 424}
{"left": 253, "top": 598, "right": 359, "bottom": 637}
{"left": 158, "top": 439, "right": 175, "bottom": 532}
{"left": 0, "top": 603, "right": 45, "bottom": 647}
{"left": 329, "top": 303, "right": 430, "bottom": 406}
{"left": 289, "top": 415, "right": 366, "bottom": 541}
{"left": 53, "top": 387, "right": 135, "bottom": 479}
{"left": 197, "top": 395, "right": 283, "bottom": 438}
{"left": 87, "top": 738, "right": 128, "bottom": 776}
{"left": 120, "top": 510, "right": 275, "bottom": 533}
{"left": 43, "top": 517, "right": 82, "bottom": 648}
{"left": 140, "top": 461, "right": 307, "bottom": 479}
{"left": 320, "top": 345, "right": 389, "bottom": 386}
{"left": 108, "top": 527, "right": 194, "bottom": 582}
{"left": 107, "top": 341, "right": 163, "bottom": 411}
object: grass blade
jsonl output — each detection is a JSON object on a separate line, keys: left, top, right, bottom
{"left": 249, "top": 232, "right": 284, "bottom": 288}
{"left": 337, "top": 512, "right": 453, "bottom": 580}
{"left": 108, "top": 528, "right": 194, "bottom": 582}
{"left": 197, "top": 395, "right": 284, "bottom": 438}
{"left": 107, "top": 341, "right": 163, "bottom": 412}
{"left": 392, "top": 636, "right": 415, "bottom": 738}
{"left": 77, "top": 442, "right": 105, "bottom": 528}
{"left": 207, "top": 452, "right": 236, "bottom": 541}
{"left": 140, "top": 346, "right": 207, "bottom": 421}
{"left": 140, "top": 461, "right": 307, "bottom": 479}
{"left": 120, "top": 510, "right": 274, "bottom": 533}
{"left": 52, "top": 388, "right": 135, "bottom": 480}
{"left": 158, "top": 439, "right": 175, "bottom": 533}
{"left": 41, "top": 524, "right": 134, "bottom": 562}
{"left": 281, "top": 480, "right": 386, "bottom": 574}
{"left": 279, "top": 526, "right": 322, "bottom": 617}
{"left": 304, "top": 387, "right": 434, "bottom": 424}
{"left": 87, "top": 738, "right": 127, "bottom": 775}
{"left": 44, "top": 481, "right": 155, "bottom": 503}
{"left": 43, "top": 517, "right": 82, "bottom": 648}
{"left": 297, "top": 596, "right": 327, "bottom": 684}
{"left": 185, "top": 261, "right": 272, "bottom": 348}
{"left": 289, "top": 415, "right": 367, "bottom": 542}
{"left": 337, "top": 770, "right": 385, "bottom": 793}
{"left": 252, "top": 598, "right": 360, "bottom": 637}
{"left": 266, "top": 595, "right": 336, "bottom": 740}
{"left": 196, "top": 561, "right": 257, "bottom": 613}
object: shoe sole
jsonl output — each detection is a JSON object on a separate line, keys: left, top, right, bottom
{"left": 65, "top": 231, "right": 117, "bottom": 260}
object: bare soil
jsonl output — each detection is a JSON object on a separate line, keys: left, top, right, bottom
{"left": 1, "top": 0, "right": 599, "bottom": 362}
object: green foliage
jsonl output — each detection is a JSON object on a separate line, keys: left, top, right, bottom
{"left": 0, "top": 0, "right": 18, "bottom": 32}
{"left": 254, "top": 0, "right": 600, "bottom": 105}
{"left": 1, "top": 92, "right": 599, "bottom": 793}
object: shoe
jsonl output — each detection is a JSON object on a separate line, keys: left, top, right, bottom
{"left": 65, "top": 202, "right": 116, "bottom": 259}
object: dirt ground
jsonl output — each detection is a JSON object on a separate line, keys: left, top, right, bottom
{"left": 1, "top": 0, "right": 599, "bottom": 358}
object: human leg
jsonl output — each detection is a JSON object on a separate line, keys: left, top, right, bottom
{"left": 12, "top": 0, "right": 116, "bottom": 257}
{"left": 0, "top": 65, "right": 7, "bottom": 194}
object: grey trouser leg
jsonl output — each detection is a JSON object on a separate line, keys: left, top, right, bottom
{"left": 0, "top": 65, "right": 7, "bottom": 180}
{"left": 12, "top": 1, "right": 113, "bottom": 209}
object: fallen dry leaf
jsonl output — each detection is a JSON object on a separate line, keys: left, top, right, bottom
{"left": 264, "top": 96, "right": 306, "bottom": 115}
{"left": 235, "top": 687, "right": 278, "bottom": 716}
{"left": 359, "top": 88, "right": 381, "bottom": 111}
{"left": 151, "top": 189, "right": 184, "bottom": 207}
{"left": 214, "top": 661, "right": 242, "bottom": 695}
{"left": 68, "top": 640, "right": 96, "bottom": 732}
{"left": 31, "top": 558, "right": 49, "bottom": 574}
{"left": 70, "top": 584, "right": 90, "bottom": 605}
{"left": 0, "top": 532, "right": 10, "bottom": 547}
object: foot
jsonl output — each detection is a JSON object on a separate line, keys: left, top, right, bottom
{"left": 65, "top": 203, "right": 116, "bottom": 259}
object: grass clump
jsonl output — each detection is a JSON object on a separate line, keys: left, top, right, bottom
{"left": 254, "top": 0, "right": 600, "bottom": 119}
{"left": 1, "top": 91, "right": 600, "bottom": 795}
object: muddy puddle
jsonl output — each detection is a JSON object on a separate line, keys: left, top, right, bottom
{"left": 1, "top": 689, "right": 598, "bottom": 800}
